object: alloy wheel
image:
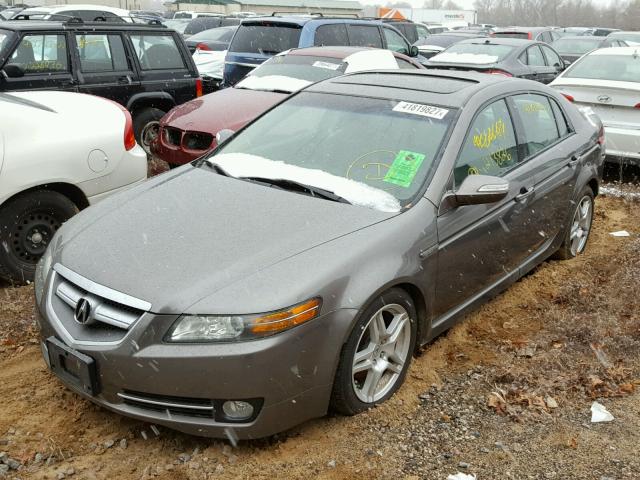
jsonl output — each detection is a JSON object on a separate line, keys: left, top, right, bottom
{"left": 351, "top": 304, "right": 412, "bottom": 403}
{"left": 140, "top": 121, "right": 160, "bottom": 154}
{"left": 569, "top": 195, "right": 593, "bottom": 256}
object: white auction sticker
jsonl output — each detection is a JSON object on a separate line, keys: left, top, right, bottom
{"left": 393, "top": 101, "right": 449, "bottom": 119}
{"left": 312, "top": 61, "right": 341, "bottom": 70}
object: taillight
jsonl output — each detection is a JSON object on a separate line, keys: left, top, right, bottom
{"left": 196, "top": 42, "right": 211, "bottom": 51}
{"left": 598, "top": 125, "right": 605, "bottom": 145}
{"left": 634, "top": 103, "right": 640, "bottom": 108}
{"left": 196, "top": 78, "right": 203, "bottom": 98}
{"left": 104, "top": 99, "right": 136, "bottom": 151}
{"left": 562, "top": 93, "right": 575, "bottom": 102}
{"left": 485, "top": 69, "right": 512, "bottom": 77}
{"left": 528, "top": 32, "right": 533, "bottom": 39}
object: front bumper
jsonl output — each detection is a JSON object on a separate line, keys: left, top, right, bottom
{"left": 36, "top": 268, "right": 356, "bottom": 439}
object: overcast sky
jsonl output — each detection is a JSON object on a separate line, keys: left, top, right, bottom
{"left": 360, "top": 0, "right": 614, "bottom": 10}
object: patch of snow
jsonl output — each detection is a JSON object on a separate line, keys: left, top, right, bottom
{"left": 418, "top": 45, "right": 445, "bottom": 52}
{"left": 213, "top": 153, "right": 401, "bottom": 212}
{"left": 192, "top": 49, "right": 226, "bottom": 79}
{"left": 591, "top": 401, "right": 614, "bottom": 422}
{"left": 343, "top": 49, "right": 399, "bottom": 73}
{"left": 601, "top": 185, "right": 640, "bottom": 200}
{"left": 235, "top": 75, "right": 311, "bottom": 93}
{"left": 610, "top": 230, "right": 631, "bottom": 237}
{"left": 431, "top": 52, "right": 500, "bottom": 64}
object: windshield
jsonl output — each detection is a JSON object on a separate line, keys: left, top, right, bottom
{"left": 610, "top": 33, "right": 640, "bottom": 45}
{"left": 203, "top": 92, "right": 455, "bottom": 212}
{"left": 189, "top": 26, "right": 236, "bottom": 42}
{"left": 0, "top": 29, "right": 12, "bottom": 55}
{"left": 229, "top": 24, "right": 302, "bottom": 55}
{"left": 552, "top": 38, "right": 600, "bottom": 54}
{"left": 564, "top": 53, "right": 640, "bottom": 82}
{"left": 431, "top": 43, "right": 515, "bottom": 64}
{"left": 416, "top": 35, "right": 469, "bottom": 48}
{"left": 493, "top": 31, "right": 529, "bottom": 39}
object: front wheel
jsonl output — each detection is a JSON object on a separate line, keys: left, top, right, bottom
{"left": 554, "top": 186, "right": 595, "bottom": 260}
{"left": 133, "top": 107, "right": 165, "bottom": 155}
{"left": 0, "top": 190, "right": 78, "bottom": 284}
{"left": 331, "top": 288, "right": 417, "bottom": 415}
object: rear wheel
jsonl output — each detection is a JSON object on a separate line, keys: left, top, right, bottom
{"left": 133, "top": 107, "right": 165, "bottom": 155}
{"left": 554, "top": 186, "right": 594, "bottom": 260}
{"left": 0, "top": 191, "right": 78, "bottom": 284}
{"left": 331, "top": 288, "right": 417, "bottom": 415}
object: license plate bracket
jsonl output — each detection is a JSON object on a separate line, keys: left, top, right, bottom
{"left": 46, "top": 337, "right": 100, "bottom": 396}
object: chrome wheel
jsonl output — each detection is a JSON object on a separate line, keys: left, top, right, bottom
{"left": 140, "top": 120, "right": 160, "bottom": 154}
{"left": 351, "top": 304, "right": 412, "bottom": 404}
{"left": 569, "top": 195, "right": 593, "bottom": 256}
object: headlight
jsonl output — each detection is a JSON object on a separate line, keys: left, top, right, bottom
{"left": 166, "top": 297, "right": 321, "bottom": 343}
{"left": 34, "top": 243, "right": 54, "bottom": 305}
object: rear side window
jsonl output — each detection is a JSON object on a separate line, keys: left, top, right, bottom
{"left": 541, "top": 45, "right": 563, "bottom": 67}
{"left": 313, "top": 24, "right": 348, "bottom": 46}
{"left": 347, "top": 25, "right": 383, "bottom": 48}
{"left": 550, "top": 99, "right": 571, "bottom": 137}
{"left": 511, "top": 94, "right": 560, "bottom": 158}
{"left": 229, "top": 24, "right": 302, "bottom": 54}
{"left": 526, "top": 45, "right": 545, "bottom": 66}
{"left": 454, "top": 99, "right": 518, "bottom": 185}
{"left": 7, "top": 34, "right": 69, "bottom": 73}
{"left": 130, "top": 34, "right": 186, "bottom": 70}
{"left": 75, "top": 34, "right": 128, "bottom": 72}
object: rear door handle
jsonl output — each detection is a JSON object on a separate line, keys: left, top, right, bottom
{"left": 515, "top": 187, "right": 535, "bottom": 202}
{"left": 568, "top": 154, "right": 580, "bottom": 167}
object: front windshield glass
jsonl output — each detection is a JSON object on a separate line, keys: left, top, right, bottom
{"left": 565, "top": 53, "right": 640, "bottom": 82}
{"left": 610, "top": 32, "right": 640, "bottom": 44}
{"left": 552, "top": 38, "right": 600, "bottom": 54}
{"left": 203, "top": 92, "right": 455, "bottom": 212}
{"left": 431, "top": 43, "right": 515, "bottom": 63}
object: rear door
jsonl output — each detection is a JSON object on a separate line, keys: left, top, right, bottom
{"left": 540, "top": 44, "right": 564, "bottom": 81}
{"left": 1, "top": 31, "right": 77, "bottom": 91}
{"left": 434, "top": 98, "right": 539, "bottom": 321}
{"left": 520, "top": 45, "right": 555, "bottom": 82}
{"left": 71, "top": 31, "right": 141, "bottom": 104}
{"left": 127, "top": 31, "right": 197, "bottom": 105}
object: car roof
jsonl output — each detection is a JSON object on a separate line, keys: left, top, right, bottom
{"left": 430, "top": 32, "right": 482, "bottom": 38}
{"left": 239, "top": 16, "right": 382, "bottom": 27}
{"left": 305, "top": 70, "right": 509, "bottom": 108}
{"left": 557, "top": 35, "right": 604, "bottom": 41}
{"left": 459, "top": 37, "right": 536, "bottom": 46}
{"left": 494, "top": 27, "right": 550, "bottom": 33}
{"left": 0, "top": 19, "right": 166, "bottom": 31}
{"left": 285, "top": 46, "right": 420, "bottom": 64}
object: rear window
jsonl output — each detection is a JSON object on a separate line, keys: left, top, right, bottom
{"left": 552, "top": 38, "right": 600, "bottom": 54}
{"left": 173, "top": 12, "right": 193, "bottom": 19}
{"left": 493, "top": 31, "right": 529, "bottom": 39}
{"left": 130, "top": 34, "right": 186, "bottom": 70}
{"left": 185, "top": 17, "right": 222, "bottom": 35}
{"left": 431, "top": 43, "right": 515, "bottom": 64}
{"left": 313, "top": 24, "right": 348, "bottom": 46}
{"left": 415, "top": 35, "right": 467, "bottom": 48}
{"left": 347, "top": 25, "right": 383, "bottom": 48}
{"left": 229, "top": 24, "right": 301, "bottom": 54}
{"left": 188, "top": 26, "right": 236, "bottom": 43}
{"left": 565, "top": 54, "right": 640, "bottom": 82}
{"left": 610, "top": 33, "right": 640, "bottom": 44}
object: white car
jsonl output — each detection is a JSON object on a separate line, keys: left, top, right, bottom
{"left": 550, "top": 47, "right": 640, "bottom": 164}
{"left": 0, "top": 91, "right": 147, "bottom": 284}
{"left": 172, "top": 11, "right": 222, "bottom": 20}
{"left": 17, "top": 5, "right": 132, "bottom": 22}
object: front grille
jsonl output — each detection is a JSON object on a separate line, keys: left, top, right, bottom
{"left": 48, "top": 265, "right": 149, "bottom": 344}
{"left": 183, "top": 132, "right": 213, "bottom": 151}
{"left": 119, "top": 390, "right": 215, "bottom": 419}
{"left": 163, "top": 126, "right": 182, "bottom": 147}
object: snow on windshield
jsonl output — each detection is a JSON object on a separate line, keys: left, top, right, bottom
{"left": 235, "top": 74, "right": 311, "bottom": 93}
{"left": 213, "top": 153, "right": 401, "bottom": 213}
{"left": 193, "top": 49, "right": 226, "bottom": 79}
{"left": 431, "top": 52, "right": 500, "bottom": 64}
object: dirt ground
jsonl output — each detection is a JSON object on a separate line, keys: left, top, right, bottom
{"left": 1, "top": 175, "right": 639, "bottom": 480}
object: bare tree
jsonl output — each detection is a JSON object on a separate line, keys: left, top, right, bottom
{"left": 424, "top": 0, "right": 445, "bottom": 9}
{"left": 443, "top": 0, "right": 463, "bottom": 9}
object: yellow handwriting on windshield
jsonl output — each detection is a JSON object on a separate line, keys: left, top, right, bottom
{"left": 473, "top": 118, "right": 506, "bottom": 150}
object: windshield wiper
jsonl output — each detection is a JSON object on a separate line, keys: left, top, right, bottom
{"left": 243, "top": 177, "right": 352, "bottom": 205}
{"left": 202, "top": 159, "right": 234, "bottom": 177}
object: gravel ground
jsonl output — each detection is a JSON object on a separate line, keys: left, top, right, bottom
{"left": 0, "top": 181, "right": 638, "bottom": 480}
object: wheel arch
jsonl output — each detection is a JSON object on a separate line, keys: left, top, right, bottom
{"left": 127, "top": 93, "right": 176, "bottom": 116}
{"left": 1, "top": 183, "right": 89, "bottom": 211}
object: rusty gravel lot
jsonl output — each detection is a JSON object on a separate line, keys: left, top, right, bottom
{"left": 0, "top": 181, "right": 639, "bottom": 480}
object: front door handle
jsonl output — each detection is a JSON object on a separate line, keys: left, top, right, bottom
{"left": 568, "top": 154, "right": 580, "bottom": 167}
{"left": 117, "top": 75, "right": 132, "bottom": 84}
{"left": 515, "top": 187, "right": 535, "bottom": 202}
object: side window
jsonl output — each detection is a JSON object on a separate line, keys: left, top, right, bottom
{"left": 527, "top": 45, "right": 546, "bottom": 66}
{"left": 518, "top": 50, "right": 528, "bottom": 64}
{"left": 130, "top": 34, "right": 186, "bottom": 70}
{"left": 454, "top": 99, "right": 519, "bottom": 186}
{"left": 313, "top": 24, "right": 348, "bottom": 46}
{"left": 540, "top": 32, "right": 550, "bottom": 44}
{"left": 7, "top": 34, "right": 68, "bottom": 73}
{"left": 511, "top": 94, "right": 560, "bottom": 158}
{"left": 383, "top": 27, "right": 408, "bottom": 55}
{"left": 347, "top": 25, "right": 383, "bottom": 48}
{"left": 550, "top": 99, "right": 571, "bottom": 137}
{"left": 75, "top": 34, "right": 128, "bottom": 72}
{"left": 541, "top": 45, "right": 562, "bottom": 67}
{"left": 416, "top": 24, "right": 430, "bottom": 40}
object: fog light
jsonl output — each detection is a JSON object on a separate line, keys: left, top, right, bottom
{"left": 222, "top": 401, "right": 254, "bottom": 420}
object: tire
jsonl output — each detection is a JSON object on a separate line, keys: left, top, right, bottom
{"left": 132, "top": 107, "right": 165, "bottom": 155}
{"left": 330, "top": 288, "right": 418, "bottom": 415}
{"left": 0, "top": 190, "right": 78, "bottom": 285}
{"left": 554, "top": 186, "right": 595, "bottom": 260}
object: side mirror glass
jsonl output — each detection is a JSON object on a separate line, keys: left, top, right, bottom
{"left": 215, "top": 128, "right": 235, "bottom": 146}
{"left": 452, "top": 174, "right": 510, "bottom": 206}
{"left": 2, "top": 64, "right": 25, "bottom": 78}
{"left": 409, "top": 45, "right": 419, "bottom": 57}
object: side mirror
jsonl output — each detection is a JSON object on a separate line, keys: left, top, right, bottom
{"left": 450, "top": 174, "right": 510, "bottom": 207}
{"left": 563, "top": 59, "right": 571, "bottom": 67}
{"left": 409, "top": 45, "right": 419, "bottom": 57}
{"left": 2, "top": 64, "right": 24, "bottom": 78}
{"left": 215, "top": 128, "right": 235, "bottom": 145}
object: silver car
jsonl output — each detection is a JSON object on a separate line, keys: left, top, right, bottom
{"left": 35, "top": 70, "right": 604, "bottom": 439}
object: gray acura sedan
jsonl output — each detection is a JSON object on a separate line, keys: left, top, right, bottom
{"left": 35, "top": 70, "right": 604, "bottom": 439}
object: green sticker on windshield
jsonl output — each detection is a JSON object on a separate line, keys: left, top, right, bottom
{"left": 383, "top": 150, "right": 426, "bottom": 188}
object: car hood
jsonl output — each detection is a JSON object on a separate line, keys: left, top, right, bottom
{"left": 160, "top": 87, "right": 285, "bottom": 135}
{"left": 55, "top": 166, "right": 396, "bottom": 314}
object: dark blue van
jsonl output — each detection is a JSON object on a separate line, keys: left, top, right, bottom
{"left": 223, "top": 16, "right": 420, "bottom": 86}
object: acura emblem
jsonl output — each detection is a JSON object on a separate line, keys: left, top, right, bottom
{"left": 74, "top": 298, "right": 92, "bottom": 325}
{"left": 597, "top": 95, "right": 612, "bottom": 104}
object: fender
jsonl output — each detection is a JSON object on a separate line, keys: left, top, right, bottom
{"left": 126, "top": 92, "right": 176, "bottom": 112}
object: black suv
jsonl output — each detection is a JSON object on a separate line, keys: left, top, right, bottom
{"left": 0, "top": 19, "right": 201, "bottom": 152}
